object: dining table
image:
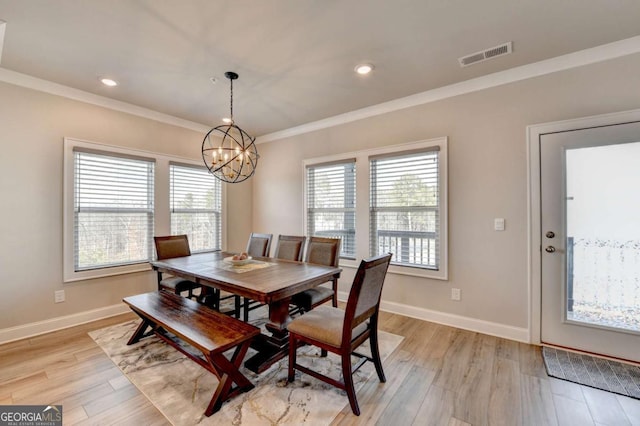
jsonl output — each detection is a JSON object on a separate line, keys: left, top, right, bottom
{"left": 150, "top": 251, "right": 342, "bottom": 373}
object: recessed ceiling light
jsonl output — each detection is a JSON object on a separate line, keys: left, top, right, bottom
{"left": 100, "top": 78, "right": 118, "bottom": 87}
{"left": 354, "top": 64, "right": 374, "bottom": 75}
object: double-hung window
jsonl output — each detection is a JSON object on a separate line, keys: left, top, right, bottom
{"left": 303, "top": 137, "right": 447, "bottom": 279}
{"left": 305, "top": 160, "right": 356, "bottom": 259}
{"left": 370, "top": 148, "right": 440, "bottom": 269}
{"left": 64, "top": 138, "right": 226, "bottom": 282}
{"left": 170, "top": 163, "right": 222, "bottom": 252}
{"left": 73, "top": 149, "right": 155, "bottom": 271}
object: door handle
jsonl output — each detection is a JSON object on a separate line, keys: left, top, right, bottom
{"left": 546, "top": 231, "right": 555, "bottom": 238}
{"left": 545, "top": 246, "right": 556, "bottom": 253}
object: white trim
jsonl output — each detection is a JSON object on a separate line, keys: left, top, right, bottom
{"left": 0, "top": 67, "right": 210, "bottom": 133}
{"left": 258, "top": 36, "right": 640, "bottom": 143}
{"left": 337, "top": 291, "right": 529, "bottom": 343}
{"left": 1, "top": 36, "right": 639, "bottom": 142}
{"left": 0, "top": 21, "right": 6, "bottom": 65}
{"left": 526, "top": 107, "right": 640, "bottom": 345}
{"left": 0, "top": 303, "right": 130, "bottom": 345}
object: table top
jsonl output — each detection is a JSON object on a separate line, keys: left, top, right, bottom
{"left": 150, "top": 251, "right": 342, "bottom": 304}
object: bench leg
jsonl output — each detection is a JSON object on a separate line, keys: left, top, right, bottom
{"left": 204, "top": 340, "right": 254, "bottom": 416}
{"left": 127, "top": 317, "right": 156, "bottom": 345}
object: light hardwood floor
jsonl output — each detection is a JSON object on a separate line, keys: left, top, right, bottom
{"left": 1, "top": 311, "right": 639, "bottom": 425}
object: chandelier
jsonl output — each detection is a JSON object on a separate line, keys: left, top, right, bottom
{"left": 201, "top": 72, "right": 258, "bottom": 183}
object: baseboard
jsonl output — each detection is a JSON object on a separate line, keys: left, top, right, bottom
{"left": 338, "top": 291, "right": 530, "bottom": 343}
{"left": 0, "top": 303, "right": 130, "bottom": 345}
{"left": 2, "top": 296, "right": 530, "bottom": 345}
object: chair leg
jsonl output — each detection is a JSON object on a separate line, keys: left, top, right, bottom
{"left": 288, "top": 334, "right": 297, "bottom": 382}
{"left": 234, "top": 295, "right": 241, "bottom": 319}
{"left": 243, "top": 298, "right": 250, "bottom": 322}
{"left": 320, "top": 349, "right": 328, "bottom": 357}
{"left": 331, "top": 278, "right": 338, "bottom": 307}
{"left": 369, "top": 325, "right": 386, "bottom": 383}
{"left": 341, "top": 351, "right": 360, "bottom": 416}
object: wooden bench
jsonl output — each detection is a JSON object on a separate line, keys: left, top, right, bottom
{"left": 123, "top": 291, "right": 260, "bottom": 416}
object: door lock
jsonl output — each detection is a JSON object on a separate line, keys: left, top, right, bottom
{"left": 546, "top": 231, "right": 555, "bottom": 238}
{"left": 545, "top": 246, "right": 556, "bottom": 253}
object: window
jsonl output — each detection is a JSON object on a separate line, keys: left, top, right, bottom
{"left": 170, "top": 163, "right": 222, "bottom": 252}
{"left": 74, "top": 150, "right": 155, "bottom": 271}
{"left": 370, "top": 148, "right": 440, "bottom": 269}
{"left": 306, "top": 160, "right": 356, "bottom": 259}
{"left": 303, "top": 137, "right": 447, "bottom": 279}
{"left": 63, "top": 138, "right": 226, "bottom": 282}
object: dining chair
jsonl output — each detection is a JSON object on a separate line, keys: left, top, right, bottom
{"left": 287, "top": 253, "right": 393, "bottom": 416}
{"left": 242, "top": 233, "right": 273, "bottom": 321}
{"left": 246, "top": 233, "right": 273, "bottom": 258}
{"left": 153, "top": 235, "right": 201, "bottom": 299}
{"left": 274, "top": 235, "right": 306, "bottom": 262}
{"left": 290, "top": 236, "right": 341, "bottom": 314}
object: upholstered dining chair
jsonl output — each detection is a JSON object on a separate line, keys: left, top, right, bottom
{"left": 242, "top": 233, "right": 273, "bottom": 321}
{"left": 153, "top": 235, "right": 200, "bottom": 299}
{"left": 287, "top": 253, "right": 393, "bottom": 416}
{"left": 274, "top": 235, "right": 306, "bottom": 262}
{"left": 246, "top": 233, "right": 273, "bottom": 258}
{"left": 290, "top": 236, "right": 341, "bottom": 314}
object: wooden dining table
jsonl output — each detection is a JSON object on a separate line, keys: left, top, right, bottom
{"left": 150, "top": 251, "right": 342, "bottom": 373}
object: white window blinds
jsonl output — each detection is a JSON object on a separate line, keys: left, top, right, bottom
{"left": 170, "top": 164, "right": 222, "bottom": 252}
{"left": 370, "top": 148, "right": 440, "bottom": 269}
{"left": 74, "top": 150, "right": 155, "bottom": 271}
{"left": 306, "top": 160, "right": 356, "bottom": 259}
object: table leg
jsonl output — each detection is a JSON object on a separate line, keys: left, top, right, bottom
{"left": 244, "top": 297, "right": 292, "bottom": 373}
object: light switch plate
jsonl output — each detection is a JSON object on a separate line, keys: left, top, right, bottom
{"left": 494, "top": 218, "right": 505, "bottom": 231}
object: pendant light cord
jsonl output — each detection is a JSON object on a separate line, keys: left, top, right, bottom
{"left": 229, "top": 78, "right": 234, "bottom": 122}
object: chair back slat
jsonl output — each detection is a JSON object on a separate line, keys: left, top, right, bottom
{"left": 305, "top": 236, "right": 341, "bottom": 267}
{"left": 154, "top": 235, "right": 191, "bottom": 260}
{"left": 344, "top": 254, "right": 392, "bottom": 330}
{"left": 274, "top": 235, "right": 306, "bottom": 261}
{"left": 246, "top": 233, "right": 273, "bottom": 257}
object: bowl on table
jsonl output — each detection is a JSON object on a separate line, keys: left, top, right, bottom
{"left": 223, "top": 256, "right": 253, "bottom": 266}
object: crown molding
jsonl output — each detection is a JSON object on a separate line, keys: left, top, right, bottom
{"left": 1, "top": 35, "right": 639, "bottom": 141}
{"left": 257, "top": 35, "right": 640, "bottom": 143}
{"left": 0, "top": 67, "right": 210, "bottom": 133}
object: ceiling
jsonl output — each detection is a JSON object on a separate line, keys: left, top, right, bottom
{"left": 1, "top": 0, "right": 639, "bottom": 138}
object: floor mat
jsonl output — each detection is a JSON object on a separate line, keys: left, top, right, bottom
{"left": 542, "top": 346, "right": 640, "bottom": 399}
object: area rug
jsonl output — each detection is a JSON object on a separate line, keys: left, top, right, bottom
{"left": 542, "top": 346, "right": 640, "bottom": 399}
{"left": 89, "top": 319, "right": 403, "bottom": 425}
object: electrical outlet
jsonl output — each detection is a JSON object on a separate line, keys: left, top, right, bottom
{"left": 54, "top": 290, "right": 65, "bottom": 303}
{"left": 451, "top": 288, "right": 461, "bottom": 301}
{"left": 494, "top": 218, "right": 505, "bottom": 231}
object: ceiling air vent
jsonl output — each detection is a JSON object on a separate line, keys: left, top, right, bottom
{"left": 458, "top": 42, "right": 512, "bottom": 67}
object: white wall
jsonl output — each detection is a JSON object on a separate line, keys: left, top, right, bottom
{"left": 252, "top": 53, "right": 640, "bottom": 334}
{"left": 0, "top": 81, "right": 252, "bottom": 332}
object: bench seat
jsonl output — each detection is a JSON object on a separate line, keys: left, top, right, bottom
{"left": 123, "top": 291, "right": 260, "bottom": 416}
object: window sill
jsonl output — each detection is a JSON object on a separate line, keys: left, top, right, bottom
{"left": 63, "top": 263, "right": 152, "bottom": 283}
{"left": 339, "top": 259, "right": 447, "bottom": 280}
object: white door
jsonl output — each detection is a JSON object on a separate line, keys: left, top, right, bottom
{"left": 540, "top": 121, "right": 640, "bottom": 362}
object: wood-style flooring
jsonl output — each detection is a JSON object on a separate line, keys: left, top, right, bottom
{"left": 1, "top": 311, "right": 639, "bottom": 425}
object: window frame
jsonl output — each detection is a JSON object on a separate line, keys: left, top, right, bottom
{"left": 303, "top": 137, "right": 448, "bottom": 280}
{"left": 63, "top": 137, "right": 227, "bottom": 282}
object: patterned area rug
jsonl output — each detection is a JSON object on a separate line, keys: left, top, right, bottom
{"left": 89, "top": 318, "right": 403, "bottom": 425}
{"left": 542, "top": 346, "right": 640, "bottom": 399}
